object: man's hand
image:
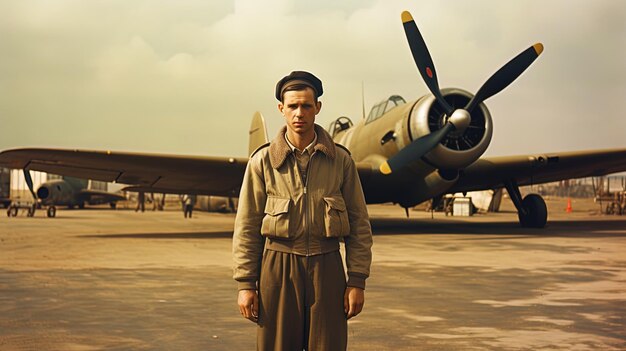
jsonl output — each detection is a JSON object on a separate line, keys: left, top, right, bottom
{"left": 344, "top": 286, "right": 365, "bottom": 319}
{"left": 238, "top": 289, "right": 259, "bottom": 323}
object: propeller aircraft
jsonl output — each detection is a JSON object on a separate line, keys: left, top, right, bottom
{"left": 34, "top": 176, "right": 126, "bottom": 217}
{"left": 1, "top": 11, "right": 625, "bottom": 227}
{"left": 7, "top": 171, "right": 126, "bottom": 217}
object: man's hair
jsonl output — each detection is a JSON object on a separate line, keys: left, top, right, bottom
{"left": 281, "top": 84, "right": 318, "bottom": 103}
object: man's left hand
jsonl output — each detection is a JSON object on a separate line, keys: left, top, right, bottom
{"left": 344, "top": 286, "right": 365, "bottom": 319}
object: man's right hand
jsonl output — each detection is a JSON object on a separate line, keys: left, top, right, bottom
{"left": 238, "top": 289, "right": 259, "bottom": 323}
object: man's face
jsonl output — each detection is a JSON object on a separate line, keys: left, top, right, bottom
{"left": 278, "top": 87, "right": 322, "bottom": 137}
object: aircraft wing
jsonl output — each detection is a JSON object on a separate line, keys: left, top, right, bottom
{"left": 77, "top": 189, "right": 127, "bottom": 203}
{"left": 0, "top": 148, "right": 249, "bottom": 196}
{"left": 450, "top": 148, "right": 626, "bottom": 193}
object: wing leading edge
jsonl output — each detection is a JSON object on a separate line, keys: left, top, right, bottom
{"left": 2, "top": 147, "right": 625, "bottom": 200}
{"left": 0, "top": 148, "right": 249, "bottom": 196}
{"left": 451, "top": 148, "right": 626, "bottom": 193}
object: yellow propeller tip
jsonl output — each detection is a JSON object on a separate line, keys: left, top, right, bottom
{"left": 401, "top": 11, "right": 413, "bottom": 23}
{"left": 533, "top": 43, "right": 544, "bottom": 55}
{"left": 379, "top": 162, "right": 392, "bottom": 175}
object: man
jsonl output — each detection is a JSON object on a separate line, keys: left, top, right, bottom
{"left": 182, "top": 194, "right": 195, "bottom": 218}
{"left": 135, "top": 191, "right": 145, "bottom": 212}
{"left": 233, "top": 71, "right": 373, "bottom": 350}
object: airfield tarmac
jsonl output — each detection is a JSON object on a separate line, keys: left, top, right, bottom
{"left": 1, "top": 198, "right": 625, "bottom": 351}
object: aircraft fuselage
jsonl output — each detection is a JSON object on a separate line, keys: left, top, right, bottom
{"left": 329, "top": 89, "right": 493, "bottom": 207}
{"left": 36, "top": 178, "right": 85, "bottom": 207}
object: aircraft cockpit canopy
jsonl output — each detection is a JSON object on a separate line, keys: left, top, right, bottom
{"left": 366, "top": 95, "right": 406, "bottom": 124}
{"left": 328, "top": 116, "right": 353, "bottom": 138}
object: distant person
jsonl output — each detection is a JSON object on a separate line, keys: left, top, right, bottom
{"left": 182, "top": 194, "right": 196, "bottom": 218}
{"left": 233, "top": 71, "right": 373, "bottom": 350}
{"left": 159, "top": 193, "right": 166, "bottom": 211}
{"left": 135, "top": 191, "right": 145, "bottom": 212}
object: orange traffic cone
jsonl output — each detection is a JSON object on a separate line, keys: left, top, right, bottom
{"left": 566, "top": 198, "right": 573, "bottom": 213}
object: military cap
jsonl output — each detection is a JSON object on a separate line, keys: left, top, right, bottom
{"left": 275, "top": 71, "right": 323, "bottom": 101}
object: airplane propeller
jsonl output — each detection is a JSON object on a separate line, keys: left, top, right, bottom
{"left": 23, "top": 168, "right": 40, "bottom": 216}
{"left": 380, "top": 11, "right": 543, "bottom": 175}
{"left": 23, "top": 168, "right": 38, "bottom": 201}
{"left": 464, "top": 43, "right": 544, "bottom": 114}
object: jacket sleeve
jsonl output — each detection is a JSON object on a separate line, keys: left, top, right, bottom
{"left": 341, "top": 154, "right": 373, "bottom": 289}
{"left": 232, "top": 155, "right": 267, "bottom": 290}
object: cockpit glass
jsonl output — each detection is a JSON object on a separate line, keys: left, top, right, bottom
{"left": 366, "top": 95, "right": 406, "bottom": 124}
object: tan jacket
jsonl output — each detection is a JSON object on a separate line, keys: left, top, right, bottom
{"left": 233, "top": 124, "right": 373, "bottom": 290}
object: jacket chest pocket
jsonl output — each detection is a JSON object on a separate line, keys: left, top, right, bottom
{"left": 323, "top": 196, "right": 350, "bottom": 237}
{"left": 261, "top": 196, "right": 292, "bottom": 239}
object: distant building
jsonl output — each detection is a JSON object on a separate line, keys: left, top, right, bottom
{"left": 88, "top": 180, "right": 108, "bottom": 191}
{"left": 1, "top": 168, "right": 11, "bottom": 207}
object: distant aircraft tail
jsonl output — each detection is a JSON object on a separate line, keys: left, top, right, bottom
{"left": 248, "top": 111, "right": 269, "bottom": 157}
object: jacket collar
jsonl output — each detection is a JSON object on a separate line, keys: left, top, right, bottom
{"left": 269, "top": 124, "right": 336, "bottom": 169}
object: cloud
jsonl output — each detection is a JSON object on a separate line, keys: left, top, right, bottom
{"left": 0, "top": 0, "right": 624, "bottom": 157}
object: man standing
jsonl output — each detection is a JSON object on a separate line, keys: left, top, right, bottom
{"left": 182, "top": 194, "right": 196, "bottom": 218}
{"left": 233, "top": 71, "right": 373, "bottom": 350}
{"left": 135, "top": 191, "right": 145, "bottom": 212}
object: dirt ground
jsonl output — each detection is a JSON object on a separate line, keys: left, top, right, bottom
{"left": 1, "top": 197, "right": 625, "bottom": 350}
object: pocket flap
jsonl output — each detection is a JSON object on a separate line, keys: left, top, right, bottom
{"left": 323, "top": 196, "right": 347, "bottom": 212}
{"left": 264, "top": 196, "right": 291, "bottom": 216}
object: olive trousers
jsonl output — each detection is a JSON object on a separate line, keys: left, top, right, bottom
{"left": 257, "top": 249, "right": 347, "bottom": 351}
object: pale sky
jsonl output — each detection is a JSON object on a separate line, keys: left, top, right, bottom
{"left": 1, "top": 0, "right": 624, "bottom": 158}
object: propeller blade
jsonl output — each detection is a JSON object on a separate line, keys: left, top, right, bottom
{"left": 401, "top": 11, "right": 454, "bottom": 116}
{"left": 465, "top": 43, "right": 544, "bottom": 112}
{"left": 23, "top": 168, "right": 38, "bottom": 201}
{"left": 380, "top": 123, "right": 455, "bottom": 175}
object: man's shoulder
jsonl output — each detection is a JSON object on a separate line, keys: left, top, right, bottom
{"left": 334, "top": 143, "right": 351, "bottom": 156}
{"left": 250, "top": 142, "right": 270, "bottom": 159}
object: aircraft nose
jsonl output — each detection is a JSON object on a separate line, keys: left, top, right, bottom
{"left": 37, "top": 186, "right": 50, "bottom": 199}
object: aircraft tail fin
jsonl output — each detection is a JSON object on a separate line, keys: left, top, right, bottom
{"left": 248, "top": 111, "right": 269, "bottom": 157}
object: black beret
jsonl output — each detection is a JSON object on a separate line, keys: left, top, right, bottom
{"left": 275, "top": 71, "right": 323, "bottom": 101}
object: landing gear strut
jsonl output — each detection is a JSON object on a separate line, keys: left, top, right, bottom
{"left": 504, "top": 180, "right": 547, "bottom": 228}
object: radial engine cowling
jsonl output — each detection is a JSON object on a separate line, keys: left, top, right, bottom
{"left": 408, "top": 88, "right": 493, "bottom": 170}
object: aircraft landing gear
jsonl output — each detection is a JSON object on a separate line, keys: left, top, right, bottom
{"left": 47, "top": 206, "right": 57, "bottom": 218}
{"left": 519, "top": 194, "right": 547, "bottom": 228}
{"left": 504, "top": 180, "right": 547, "bottom": 228}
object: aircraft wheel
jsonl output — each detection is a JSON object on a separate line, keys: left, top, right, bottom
{"left": 47, "top": 206, "right": 57, "bottom": 218}
{"left": 9, "top": 206, "right": 18, "bottom": 217}
{"left": 110, "top": 202, "right": 117, "bottom": 209}
{"left": 27, "top": 206, "right": 36, "bottom": 217}
{"left": 518, "top": 194, "right": 547, "bottom": 228}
